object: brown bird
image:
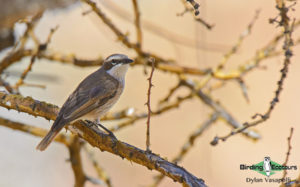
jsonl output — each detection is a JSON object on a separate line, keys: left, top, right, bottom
{"left": 36, "top": 54, "right": 133, "bottom": 151}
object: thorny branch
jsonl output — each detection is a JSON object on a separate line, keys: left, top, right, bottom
{"left": 145, "top": 59, "right": 155, "bottom": 152}
{"left": 0, "top": 91, "right": 207, "bottom": 187}
{"left": 281, "top": 127, "right": 294, "bottom": 180}
{"left": 210, "top": 0, "right": 296, "bottom": 145}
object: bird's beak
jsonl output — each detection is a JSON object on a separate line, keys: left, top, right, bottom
{"left": 123, "top": 58, "right": 134, "bottom": 64}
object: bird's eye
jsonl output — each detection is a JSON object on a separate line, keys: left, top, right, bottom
{"left": 111, "top": 60, "right": 117, "bottom": 65}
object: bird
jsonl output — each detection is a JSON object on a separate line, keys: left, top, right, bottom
{"left": 36, "top": 53, "right": 133, "bottom": 151}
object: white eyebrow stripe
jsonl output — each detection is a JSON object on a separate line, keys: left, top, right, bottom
{"left": 106, "top": 54, "right": 128, "bottom": 61}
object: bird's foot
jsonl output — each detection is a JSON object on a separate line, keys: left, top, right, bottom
{"left": 96, "top": 123, "right": 118, "bottom": 140}
{"left": 85, "top": 120, "right": 117, "bottom": 140}
{"left": 85, "top": 120, "right": 94, "bottom": 127}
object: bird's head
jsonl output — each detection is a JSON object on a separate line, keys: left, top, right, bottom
{"left": 102, "top": 54, "right": 134, "bottom": 81}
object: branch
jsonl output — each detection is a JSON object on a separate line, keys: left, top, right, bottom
{"left": 0, "top": 91, "right": 59, "bottom": 120}
{"left": 196, "top": 10, "right": 260, "bottom": 92}
{"left": 0, "top": 91, "right": 207, "bottom": 187}
{"left": 101, "top": 0, "right": 225, "bottom": 51}
{"left": 211, "top": 19, "right": 300, "bottom": 80}
{"left": 0, "top": 77, "right": 16, "bottom": 93}
{"left": 71, "top": 122, "right": 207, "bottom": 187}
{"left": 0, "top": 11, "right": 43, "bottom": 74}
{"left": 159, "top": 80, "right": 182, "bottom": 104}
{"left": 110, "top": 93, "right": 193, "bottom": 132}
{"left": 145, "top": 59, "right": 155, "bottom": 151}
{"left": 14, "top": 55, "right": 36, "bottom": 91}
{"left": 216, "top": 10, "right": 260, "bottom": 71}
{"left": 181, "top": 79, "right": 261, "bottom": 142}
{"left": 210, "top": 0, "right": 295, "bottom": 145}
{"left": 82, "top": 0, "right": 175, "bottom": 63}
{"left": 132, "top": 0, "right": 142, "bottom": 48}
{"left": 281, "top": 127, "right": 294, "bottom": 180}
{"left": 0, "top": 49, "right": 33, "bottom": 74}
{"left": 13, "top": 26, "right": 58, "bottom": 92}
{"left": 180, "top": 0, "right": 214, "bottom": 29}
{"left": 0, "top": 117, "right": 69, "bottom": 145}
{"left": 68, "top": 136, "right": 86, "bottom": 187}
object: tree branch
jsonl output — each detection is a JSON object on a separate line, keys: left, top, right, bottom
{"left": 145, "top": 59, "right": 155, "bottom": 151}
{"left": 281, "top": 127, "right": 294, "bottom": 180}
{"left": 68, "top": 136, "right": 86, "bottom": 187}
{"left": 0, "top": 91, "right": 207, "bottom": 187}
{"left": 181, "top": 79, "right": 261, "bottom": 142}
{"left": 210, "top": 0, "right": 295, "bottom": 145}
{"left": 132, "top": 0, "right": 142, "bottom": 48}
{"left": 0, "top": 117, "right": 69, "bottom": 145}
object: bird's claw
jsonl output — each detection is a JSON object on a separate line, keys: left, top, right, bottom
{"left": 84, "top": 120, "right": 117, "bottom": 140}
{"left": 96, "top": 123, "right": 118, "bottom": 140}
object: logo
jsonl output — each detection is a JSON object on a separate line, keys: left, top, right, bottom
{"left": 240, "top": 156, "right": 297, "bottom": 184}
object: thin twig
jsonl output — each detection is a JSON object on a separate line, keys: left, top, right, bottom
{"left": 210, "top": 0, "right": 295, "bottom": 145}
{"left": 14, "top": 55, "right": 37, "bottom": 91}
{"left": 180, "top": 0, "right": 214, "bottom": 29}
{"left": 0, "top": 77, "right": 16, "bottom": 93}
{"left": 282, "top": 127, "right": 294, "bottom": 180}
{"left": 0, "top": 11, "right": 43, "bottom": 75}
{"left": 216, "top": 10, "right": 260, "bottom": 71}
{"left": 82, "top": 0, "right": 173, "bottom": 63}
{"left": 181, "top": 79, "right": 261, "bottom": 142}
{"left": 14, "top": 26, "right": 58, "bottom": 92}
{"left": 68, "top": 136, "right": 86, "bottom": 187}
{"left": 212, "top": 20, "right": 300, "bottom": 80}
{"left": 236, "top": 78, "right": 250, "bottom": 103}
{"left": 186, "top": 0, "right": 200, "bottom": 16}
{"left": 146, "top": 58, "right": 155, "bottom": 152}
{"left": 197, "top": 10, "right": 260, "bottom": 91}
{"left": 0, "top": 117, "right": 69, "bottom": 145}
{"left": 159, "top": 80, "right": 182, "bottom": 104}
{"left": 110, "top": 93, "right": 193, "bottom": 132}
{"left": 101, "top": 0, "right": 226, "bottom": 50}
{"left": 132, "top": 0, "right": 142, "bottom": 48}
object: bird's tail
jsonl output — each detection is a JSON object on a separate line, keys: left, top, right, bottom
{"left": 36, "top": 116, "right": 65, "bottom": 151}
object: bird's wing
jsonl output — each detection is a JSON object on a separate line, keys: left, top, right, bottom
{"left": 59, "top": 70, "right": 119, "bottom": 122}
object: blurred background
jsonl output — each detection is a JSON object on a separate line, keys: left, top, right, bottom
{"left": 0, "top": 0, "right": 299, "bottom": 186}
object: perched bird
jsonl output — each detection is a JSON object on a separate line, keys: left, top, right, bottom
{"left": 36, "top": 54, "right": 133, "bottom": 151}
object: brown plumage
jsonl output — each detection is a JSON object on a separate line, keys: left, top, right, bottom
{"left": 36, "top": 54, "right": 133, "bottom": 151}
